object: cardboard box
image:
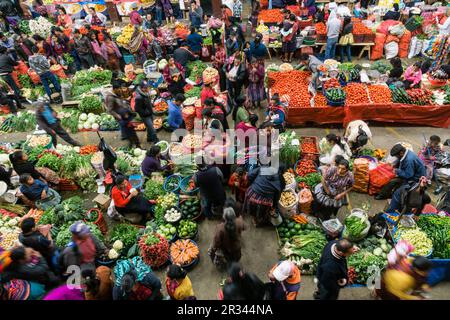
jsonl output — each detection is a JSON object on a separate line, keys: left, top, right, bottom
{"left": 93, "top": 194, "right": 111, "bottom": 210}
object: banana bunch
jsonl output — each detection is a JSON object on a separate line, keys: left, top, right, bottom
{"left": 374, "top": 149, "right": 387, "bottom": 160}
{"left": 117, "top": 24, "right": 135, "bottom": 47}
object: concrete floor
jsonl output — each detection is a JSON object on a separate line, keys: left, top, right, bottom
{"left": 2, "top": 118, "right": 449, "bottom": 300}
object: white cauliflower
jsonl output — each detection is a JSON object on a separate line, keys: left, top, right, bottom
{"left": 112, "top": 240, "right": 123, "bottom": 251}
{"left": 108, "top": 249, "right": 119, "bottom": 260}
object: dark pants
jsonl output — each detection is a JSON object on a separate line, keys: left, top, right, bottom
{"left": 40, "top": 121, "right": 79, "bottom": 147}
{"left": 119, "top": 121, "right": 141, "bottom": 147}
{"left": 116, "top": 195, "right": 152, "bottom": 217}
{"left": 315, "top": 282, "right": 340, "bottom": 300}
{"left": 1, "top": 73, "right": 21, "bottom": 97}
{"left": 71, "top": 49, "right": 82, "bottom": 71}
{"left": 79, "top": 53, "right": 95, "bottom": 69}
{"left": 39, "top": 71, "right": 61, "bottom": 99}
{"left": 142, "top": 116, "right": 158, "bottom": 143}
{"left": 227, "top": 80, "right": 243, "bottom": 104}
{"left": 201, "top": 196, "right": 224, "bottom": 218}
{"left": 0, "top": 95, "right": 22, "bottom": 113}
{"left": 378, "top": 177, "right": 405, "bottom": 199}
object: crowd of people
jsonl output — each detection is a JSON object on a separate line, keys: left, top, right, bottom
{"left": 0, "top": 0, "right": 448, "bottom": 301}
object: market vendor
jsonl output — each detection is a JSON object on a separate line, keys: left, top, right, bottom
{"left": 386, "top": 177, "right": 431, "bottom": 216}
{"left": 113, "top": 269, "right": 162, "bottom": 300}
{"left": 265, "top": 94, "right": 286, "bottom": 133}
{"left": 208, "top": 207, "right": 246, "bottom": 270}
{"left": 243, "top": 164, "right": 286, "bottom": 226}
{"left": 56, "top": 6, "right": 72, "bottom": 29}
{"left": 281, "top": 14, "right": 299, "bottom": 63}
{"left": 111, "top": 175, "right": 153, "bottom": 221}
{"left": 165, "top": 264, "right": 195, "bottom": 300}
{"left": 162, "top": 56, "right": 186, "bottom": 94}
{"left": 141, "top": 145, "right": 173, "bottom": 177}
{"left": 299, "top": 53, "right": 323, "bottom": 90}
{"left": 201, "top": 79, "right": 218, "bottom": 105}
{"left": 35, "top": 102, "right": 81, "bottom": 147}
{"left": 187, "top": 27, "right": 203, "bottom": 56}
{"left": 344, "top": 120, "right": 372, "bottom": 155}
{"left": 173, "top": 43, "right": 197, "bottom": 70}
{"left": 167, "top": 93, "right": 185, "bottom": 131}
{"left": 387, "top": 57, "right": 404, "bottom": 85}
{"left": 377, "top": 256, "right": 432, "bottom": 300}
{"left": 319, "top": 134, "right": 351, "bottom": 166}
{"left": 204, "top": 98, "right": 228, "bottom": 130}
{"left": 18, "top": 173, "right": 61, "bottom": 211}
{"left": 375, "top": 143, "right": 426, "bottom": 200}
{"left": 418, "top": 135, "right": 444, "bottom": 194}
{"left": 9, "top": 150, "right": 44, "bottom": 181}
{"left": 84, "top": 7, "right": 107, "bottom": 27}
{"left": 403, "top": 62, "right": 422, "bottom": 89}
{"left": 193, "top": 158, "right": 226, "bottom": 218}
{"left": 60, "top": 221, "right": 107, "bottom": 275}
{"left": 234, "top": 96, "right": 251, "bottom": 125}
{"left": 0, "top": 246, "right": 59, "bottom": 288}
{"left": 313, "top": 159, "right": 354, "bottom": 220}
{"left": 268, "top": 260, "right": 301, "bottom": 300}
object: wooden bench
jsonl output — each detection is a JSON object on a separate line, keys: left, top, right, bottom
{"left": 316, "top": 42, "right": 375, "bottom": 60}
{"left": 62, "top": 100, "right": 80, "bottom": 108}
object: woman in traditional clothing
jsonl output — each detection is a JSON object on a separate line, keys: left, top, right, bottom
{"left": 101, "top": 35, "right": 122, "bottom": 71}
{"left": 165, "top": 264, "right": 195, "bottom": 300}
{"left": 246, "top": 58, "right": 265, "bottom": 109}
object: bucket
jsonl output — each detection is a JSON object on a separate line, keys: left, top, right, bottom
{"left": 155, "top": 141, "right": 170, "bottom": 156}
{"left": 200, "top": 24, "right": 208, "bottom": 37}
{"left": 3, "top": 190, "right": 18, "bottom": 204}
{"left": 143, "top": 60, "right": 157, "bottom": 75}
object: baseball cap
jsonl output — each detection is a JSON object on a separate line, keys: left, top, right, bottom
{"left": 272, "top": 261, "right": 293, "bottom": 282}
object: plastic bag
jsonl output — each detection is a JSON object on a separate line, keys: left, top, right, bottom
{"left": 388, "top": 24, "right": 406, "bottom": 37}
{"left": 384, "top": 41, "right": 399, "bottom": 60}
{"left": 322, "top": 218, "right": 343, "bottom": 237}
{"left": 368, "top": 163, "right": 396, "bottom": 195}
{"left": 408, "top": 36, "right": 418, "bottom": 59}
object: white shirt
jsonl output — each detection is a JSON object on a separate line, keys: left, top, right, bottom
{"left": 337, "top": 5, "right": 351, "bottom": 17}
{"left": 344, "top": 120, "right": 372, "bottom": 143}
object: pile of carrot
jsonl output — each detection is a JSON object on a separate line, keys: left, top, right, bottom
{"left": 80, "top": 145, "right": 99, "bottom": 155}
{"left": 269, "top": 70, "right": 311, "bottom": 108}
{"left": 344, "top": 83, "right": 370, "bottom": 105}
{"left": 258, "top": 9, "right": 284, "bottom": 23}
{"left": 314, "top": 94, "right": 327, "bottom": 107}
{"left": 170, "top": 239, "right": 200, "bottom": 265}
{"left": 292, "top": 214, "right": 308, "bottom": 224}
{"left": 368, "top": 85, "right": 392, "bottom": 104}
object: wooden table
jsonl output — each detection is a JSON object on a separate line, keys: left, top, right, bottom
{"left": 315, "top": 42, "right": 375, "bottom": 60}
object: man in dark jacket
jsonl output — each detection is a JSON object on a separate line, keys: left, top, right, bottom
{"left": 0, "top": 46, "right": 21, "bottom": 98}
{"left": 173, "top": 42, "right": 197, "bottom": 69}
{"left": 14, "top": 32, "right": 34, "bottom": 61}
{"left": 315, "top": 239, "right": 357, "bottom": 300}
{"left": 376, "top": 144, "right": 427, "bottom": 200}
{"left": 193, "top": 159, "right": 226, "bottom": 218}
{"left": 35, "top": 101, "right": 81, "bottom": 147}
{"left": 134, "top": 80, "right": 158, "bottom": 143}
{"left": 386, "top": 177, "right": 431, "bottom": 216}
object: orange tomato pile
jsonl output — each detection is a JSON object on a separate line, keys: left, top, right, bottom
{"left": 344, "top": 83, "right": 369, "bottom": 105}
{"left": 269, "top": 70, "right": 311, "bottom": 108}
{"left": 368, "top": 85, "right": 392, "bottom": 104}
{"left": 353, "top": 21, "right": 373, "bottom": 35}
{"left": 323, "top": 78, "right": 340, "bottom": 91}
{"left": 258, "top": 9, "right": 285, "bottom": 23}
{"left": 314, "top": 94, "right": 327, "bottom": 107}
{"left": 315, "top": 22, "right": 326, "bottom": 35}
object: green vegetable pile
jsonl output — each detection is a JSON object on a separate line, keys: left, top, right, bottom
{"left": 18, "top": 74, "right": 33, "bottom": 89}
{"left": 296, "top": 173, "right": 322, "bottom": 189}
{"left": 370, "top": 61, "right": 392, "bottom": 74}
{"left": 78, "top": 95, "right": 104, "bottom": 114}
{"left": 144, "top": 179, "right": 165, "bottom": 200}
{"left": 180, "top": 198, "right": 200, "bottom": 220}
{"left": 61, "top": 110, "right": 80, "bottom": 134}
{"left": 156, "top": 223, "right": 177, "bottom": 240}
{"left": 343, "top": 215, "right": 368, "bottom": 240}
{"left": 280, "top": 229, "right": 327, "bottom": 274}
{"left": 26, "top": 145, "right": 46, "bottom": 163}
{"left": 110, "top": 223, "right": 140, "bottom": 251}
{"left": 144, "top": 233, "right": 161, "bottom": 246}
{"left": 348, "top": 250, "right": 387, "bottom": 284}
{"left": 277, "top": 220, "right": 320, "bottom": 244}
{"left": 325, "top": 88, "right": 346, "bottom": 102}
{"left": 359, "top": 149, "right": 375, "bottom": 156}
{"left": 99, "top": 114, "right": 119, "bottom": 130}
{"left": 184, "top": 86, "right": 202, "bottom": 98}
{"left": 279, "top": 131, "right": 300, "bottom": 167}
{"left": 178, "top": 220, "right": 197, "bottom": 238}
{"left": 398, "top": 228, "right": 433, "bottom": 256}
{"left": 0, "top": 112, "right": 37, "bottom": 133}
{"left": 417, "top": 214, "right": 450, "bottom": 259}
{"left": 187, "top": 61, "right": 207, "bottom": 82}
{"left": 19, "top": 20, "right": 31, "bottom": 34}
{"left": 70, "top": 69, "right": 112, "bottom": 97}
{"left": 36, "top": 153, "right": 62, "bottom": 172}
{"left": 358, "top": 236, "right": 392, "bottom": 259}
{"left": 38, "top": 196, "right": 85, "bottom": 227}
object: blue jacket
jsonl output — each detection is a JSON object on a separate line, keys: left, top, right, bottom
{"left": 187, "top": 33, "right": 203, "bottom": 53}
{"left": 397, "top": 150, "right": 426, "bottom": 181}
{"left": 167, "top": 100, "right": 183, "bottom": 130}
{"left": 249, "top": 42, "right": 267, "bottom": 60}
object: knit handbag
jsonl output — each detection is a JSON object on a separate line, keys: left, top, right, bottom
{"left": 339, "top": 33, "right": 354, "bottom": 46}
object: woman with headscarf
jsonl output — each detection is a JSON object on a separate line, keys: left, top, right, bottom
{"left": 243, "top": 164, "right": 287, "bottom": 226}
{"left": 208, "top": 206, "right": 246, "bottom": 270}
{"left": 101, "top": 35, "right": 122, "bottom": 71}
{"left": 247, "top": 58, "right": 266, "bottom": 109}
{"left": 165, "top": 264, "right": 195, "bottom": 300}
{"left": 314, "top": 159, "right": 354, "bottom": 220}
{"left": 60, "top": 221, "right": 107, "bottom": 274}
{"left": 113, "top": 269, "right": 162, "bottom": 300}
{"left": 281, "top": 14, "right": 299, "bottom": 63}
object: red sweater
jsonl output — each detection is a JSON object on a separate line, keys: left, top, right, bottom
{"left": 111, "top": 181, "right": 132, "bottom": 208}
